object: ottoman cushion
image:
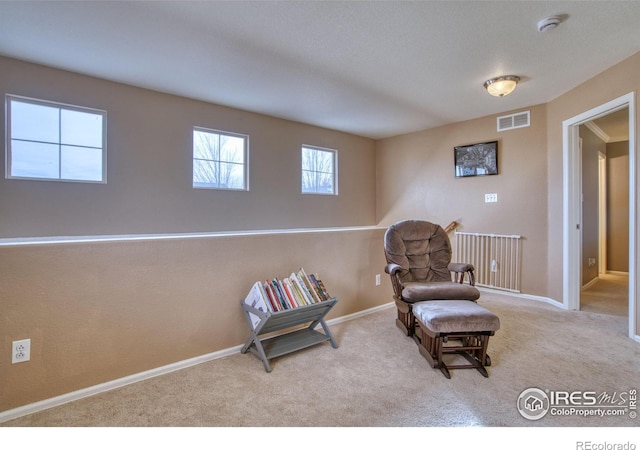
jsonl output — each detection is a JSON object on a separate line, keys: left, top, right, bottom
{"left": 413, "top": 300, "right": 500, "bottom": 334}
{"left": 402, "top": 281, "right": 480, "bottom": 302}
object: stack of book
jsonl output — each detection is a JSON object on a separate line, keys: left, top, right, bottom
{"left": 243, "top": 268, "right": 331, "bottom": 325}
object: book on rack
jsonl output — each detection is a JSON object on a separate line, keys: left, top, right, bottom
{"left": 309, "top": 273, "right": 329, "bottom": 301}
{"left": 299, "top": 267, "right": 324, "bottom": 303}
{"left": 276, "top": 277, "right": 297, "bottom": 309}
{"left": 282, "top": 277, "right": 302, "bottom": 307}
{"left": 270, "top": 279, "right": 290, "bottom": 310}
{"left": 290, "top": 272, "right": 313, "bottom": 305}
{"left": 243, "top": 281, "right": 271, "bottom": 328}
{"left": 258, "top": 282, "right": 275, "bottom": 312}
{"left": 263, "top": 281, "right": 281, "bottom": 312}
{"left": 244, "top": 269, "right": 332, "bottom": 319}
{"left": 292, "top": 275, "right": 310, "bottom": 306}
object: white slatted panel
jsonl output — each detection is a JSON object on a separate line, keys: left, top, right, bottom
{"left": 454, "top": 231, "right": 522, "bottom": 293}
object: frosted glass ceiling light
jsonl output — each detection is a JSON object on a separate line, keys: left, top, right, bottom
{"left": 483, "top": 75, "right": 520, "bottom": 97}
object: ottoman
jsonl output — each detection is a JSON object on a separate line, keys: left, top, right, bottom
{"left": 413, "top": 300, "right": 500, "bottom": 378}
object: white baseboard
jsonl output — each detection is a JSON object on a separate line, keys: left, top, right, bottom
{"left": 0, "top": 344, "right": 243, "bottom": 424}
{"left": 326, "top": 301, "right": 395, "bottom": 325}
{"left": 606, "top": 270, "right": 630, "bottom": 276}
{"left": 0, "top": 301, "right": 394, "bottom": 424}
{"left": 477, "top": 286, "right": 565, "bottom": 309}
{"left": 581, "top": 276, "right": 599, "bottom": 290}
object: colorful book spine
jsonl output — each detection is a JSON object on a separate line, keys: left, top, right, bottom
{"left": 264, "top": 281, "right": 282, "bottom": 311}
{"left": 291, "top": 272, "right": 314, "bottom": 304}
{"left": 288, "top": 275, "right": 308, "bottom": 306}
{"left": 314, "top": 276, "right": 331, "bottom": 300}
{"left": 272, "top": 279, "right": 291, "bottom": 309}
{"left": 280, "top": 278, "right": 298, "bottom": 308}
{"left": 309, "top": 273, "right": 329, "bottom": 301}
{"left": 258, "top": 282, "right": 274, "bottom": 312}
{"left": 300, "top": 267, "right": 323, "bottom": 303}
{"left": 283, "top": 278, "right": 303, "bottom": 307}
{"left": 248, "top": 270, "right": 331, "bottom": 313}
{"left": 297, "top": 269, "right": 319, "bottom": 303}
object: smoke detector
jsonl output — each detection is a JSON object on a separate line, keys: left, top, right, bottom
{"left": 537, "top": 15, "right": 561, "bottom": 32}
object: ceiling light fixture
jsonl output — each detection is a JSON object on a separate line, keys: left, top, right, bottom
{"left": 483, "top": 75, "right": 521, "bottom": 97}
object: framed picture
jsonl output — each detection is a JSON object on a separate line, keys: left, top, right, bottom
{"left": 454, "top": 141, "right": 498, "bottom": 178}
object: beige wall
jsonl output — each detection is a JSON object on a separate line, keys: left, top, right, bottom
{"left": 580, "top": 126, "right": 605, "bottom": 285}
{"left": 376, "top": 49, "right": 640, "bottom": 330}
{"left": 0, "top": 56, "right": 386, "bottom": 413}
{"left": 376, "top": 104, "right": 548, "bottom": 296}
{"left": 0, "top": 227, "right": 390, "bottom": 412}
{"left": 545, "top": 51, "right": 640, "bottom": 335}
{"left": 4, "top": 49, "right": 640, "bottom": 415}
{"left": 0, "top": 57, "right": 376, "bottom": 238}
{"left": 607, "top": 141, "right": 630, "bottom": 272}
{"left": 546, "top": 51, "right": 640, "bottom": 304}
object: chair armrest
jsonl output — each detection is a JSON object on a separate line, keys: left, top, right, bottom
{"left": 384, "top": 263, "right": 404, "bottom": 299}
{"left": 448, "top": 263, "right": 476, "bottom": 285}
{"left": 448, "top": 263, "right": 474, "bottom": 273}
{"left": 385, "top": 263, "right": 402, "bottom": 275}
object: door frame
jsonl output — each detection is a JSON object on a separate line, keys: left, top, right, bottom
{"left": 598, "top": 151, "right": 607, "bottom": 275}
{"left": 562, "top": 92, "right": 636, "bottom": 339}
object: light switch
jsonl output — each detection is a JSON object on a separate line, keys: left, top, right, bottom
{"left": 485, "top": 193, "right": 498, "bottom": 203}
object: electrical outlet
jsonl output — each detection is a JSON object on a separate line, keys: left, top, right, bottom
{"left": 375, "top": 274, "right": 381, "bottom": 286}
{"left": 12, "top": 339, "right": 31, "bottom": 364}
{"left": 588, "top": 258, "right": 596, "bottom": 267}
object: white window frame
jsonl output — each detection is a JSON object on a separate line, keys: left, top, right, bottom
{"left": 192, "top": 126, "right": 249, "bottom": 191}
{"left": 5, "top": 94, "right": 107, "bottom": 183}
{"left": 301, "top": 145, "right": 338, "bottom": 195}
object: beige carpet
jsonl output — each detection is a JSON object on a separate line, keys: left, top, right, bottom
{"left": 2, "top": 290, "right": 639, "bottom": 428}
{"left": 581, "top": 272, "right": 629, "bottom": 316}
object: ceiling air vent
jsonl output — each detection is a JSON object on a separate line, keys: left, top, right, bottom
{"left": 497, "top": 110, "right": 530, "bottom": 132}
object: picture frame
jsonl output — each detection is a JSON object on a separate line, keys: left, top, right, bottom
{"left": 454, "top": 140, "right": 498, "bottom": 178}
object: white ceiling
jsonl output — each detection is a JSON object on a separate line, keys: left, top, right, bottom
{"left": 1, "top": 1, "right": 640, "bottom": 139}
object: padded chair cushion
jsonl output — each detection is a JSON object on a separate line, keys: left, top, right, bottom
{"left": 413, "top": 300, "right": 501, "bottom": 334}
{"left": 384, "top": 220, "right": 452, "bottom": 283}
{"left": 402, "top": 281, "right": 480, "bottom": 302}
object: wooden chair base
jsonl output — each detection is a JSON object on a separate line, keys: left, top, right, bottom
{"left": 417, "top": 327, "right": 494, "bottom": 378}
{"left": 394, "top": 298, "right": 415, "bottom": 337}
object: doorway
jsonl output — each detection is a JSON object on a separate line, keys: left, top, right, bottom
{"left": 562, "top": 92, "right": 636, "bottom": 339}
{"left": 579, "top": 110, "right": 630, "bottom": 317}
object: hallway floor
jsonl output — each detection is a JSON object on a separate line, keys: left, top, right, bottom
{"left": 581, "top": 272, "right": 629, "bottom": 317}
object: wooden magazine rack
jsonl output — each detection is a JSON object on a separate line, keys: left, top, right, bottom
{"left": 241, "top": 298, "right": 338, "bottom": 372}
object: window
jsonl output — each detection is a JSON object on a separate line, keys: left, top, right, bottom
{"left": 301, "top": 145, "right": 337, "bottom": 194}
{"left": 6, "top": 95, "right": 106, "bottom": 182}
{"left": 193, "top": 127, "right": 248, "bottom": 190}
